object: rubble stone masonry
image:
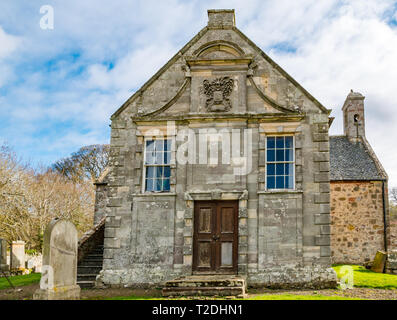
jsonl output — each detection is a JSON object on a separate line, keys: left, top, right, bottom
{"left": 330, "top": 181, "right": 385, "bottom": 264}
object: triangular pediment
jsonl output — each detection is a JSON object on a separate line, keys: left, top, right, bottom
{"left": 111, "top": 10, "right": 330, "bottom": 121}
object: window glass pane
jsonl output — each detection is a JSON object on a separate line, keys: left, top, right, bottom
{"left": 276, "top": 137, "right": 284, "bottom": 148}
{"left": 285, "top": 137, "right": 293, "bottom": 148}
{"left": 285, "top": 175, "right": 294, "bottom": 189}
{"left": 266, "top": 136, "right": 294, "bottom": 190}
{"left": 145, "top": 151, "right": 155, "bottom": 165}
{"left": 164, "top": 151, "right": 171, "bottom": 164}
{"left": 163, "top": 178, "right": 170, "bottom": 191}
{"left": 285, "top": 163, "right": 293, "bottom": 176}
{"left": 267, "top": 150, "right": 275, "bottom": 162}
{"left": 267, "top": 176, "right": 275, "bottom": 189}
{"left": 164, "top": 166, "right": 171, "bottom": 178}
{"left": 267, "top": 163, "right": 275, "bottom": 175}
{"left": 164, "top": 140, "right": 171, "bottom": 152}
{"left": 155, "top": 140, "right": 164, "bottom": 152}
{"left": 276, "top": 149, "right": 284, "bottom": 161}
{"left": 285, "top": 148, "right": 293, "bottom": 161}
{"left": 155, "top": 178, "right": 162, "bottom": 191}
{"left": 267, "top": 137, "right": 275, "bottom": 149}
{"left": 276, "top": 176, "right": 284, "bottom": 189}
{"left": 155, "top": 166, "right": 163, "bottom": 178}
{"left": 276, "top": 164, "right": 284, "bottom": 175}
{"left": 146, "top": 166, "right": 155, "bottom": 178}
{"left": 146, "top": 140, "right": 155, "bottom": 151}
{"left": 155, "top": 151, "right": 163, "bottom": 164}
{"left": 145, "top": 179, "right": 154, "bottom": 192}
{"left": 288, "top": 174, "right": 294, "bottom": 189}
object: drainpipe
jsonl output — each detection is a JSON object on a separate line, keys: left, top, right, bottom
{"left": 382, "top": 181, "right": 388, "bottom": 253}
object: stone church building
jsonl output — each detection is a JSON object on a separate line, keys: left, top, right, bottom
{"left": 91, "top": 10, "right": 393, "bottom": 289}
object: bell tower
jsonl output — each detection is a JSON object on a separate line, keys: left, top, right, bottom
{"left": 342, "top": 90, "right": 366, "bottom": 140}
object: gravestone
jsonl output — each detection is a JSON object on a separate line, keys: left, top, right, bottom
{"left": 11, "top": 241, "right": 25, "bottom": 270}
{"left": 0, "top": 239, "right": 9, "bottom": 271}
{"left": 371, "top": 250, "right": 387, "bottom": 273}
{"left": 33, "top": 218, "right": 80, "bottom": 300}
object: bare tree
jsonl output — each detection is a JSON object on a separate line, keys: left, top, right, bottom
{"left": 52, "top": 144, "right": 109, "bottom": 182}
{"left": 391, "top": 187, "right": 397, "bottom": 204}
{"left": 0, "top": 144, "right": 95, "bottom": 250}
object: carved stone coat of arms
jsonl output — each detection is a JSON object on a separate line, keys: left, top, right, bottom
{"left": 203, "top": 77, "right": 234, "bottom": 112}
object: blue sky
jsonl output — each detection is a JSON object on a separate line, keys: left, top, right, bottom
{"left": 0, "top": 0, "right": 397, "bottom": 186}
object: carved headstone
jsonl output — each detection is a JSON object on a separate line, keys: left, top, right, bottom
{"left": 11, "top": 241, "right": 25, "bottom": 270}
{"left": 33, "top": 218, "right": 80, "bottom": 300}
{"left": 0, "top": 239, "right": 9, "bottom": 271}
{"left": 371, "top": 250, "right": 387, "bottom": 273}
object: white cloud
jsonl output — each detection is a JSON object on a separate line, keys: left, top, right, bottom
{"left": 0, "top": 0, "right": 397, "bottom": 187}
{"left": 0, "top": 26, "right": 20, "bottom": 59}
{"left": 260, "top": 0, "right": 397, "bottom": 186}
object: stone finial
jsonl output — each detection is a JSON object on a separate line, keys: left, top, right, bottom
{"left": 207, "top": 9, "right": 235, "bottom": 28}
{"left": 342, "top": 89, "right": 366, "bottom": 140}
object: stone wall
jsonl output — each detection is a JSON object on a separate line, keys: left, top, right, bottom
{"left": 98, "top": 10, "right": 337, "bottom": 289}
{"left": 330, "top": 181, "right": 385, "bottom": 264}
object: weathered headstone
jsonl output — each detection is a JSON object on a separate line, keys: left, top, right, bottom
{"left": 371, "top": 250, "right": 387, "bottom": 273}
{"left": 0, "top": 239, "right": 9, "bottom": 271}
{"left": 33, "top": 218, "right": 80, "bottom": 300}
{"left": 11, "top": 241, "right": 25, "bottom": 270}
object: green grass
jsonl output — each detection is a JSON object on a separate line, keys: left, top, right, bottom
{"left": 86, "top": 295, "right": 164, "bottom": 300}
{"left": 248, "top": 293, "right": 361, "bottom": 300}
{"left": 87, "top": 293, "right": 361, "bottom": 301}
{"left": 333, "top": 265, "right": 397, "bottom": 289}
{"left": 0, "top": 273, "right": 41, "bottom": 290}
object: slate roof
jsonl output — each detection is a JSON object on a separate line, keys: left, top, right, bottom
{"left": 329, "top": 136, "right": 384, "bottom": 181}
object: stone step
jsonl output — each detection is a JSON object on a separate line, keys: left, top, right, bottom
{"left": 162, "top": 276, "right": 246, "bottom": 297}
{"left": 89, "top": 250, "right": 103, "bottom": 256}
{"left": 84, "top": 254, "right": 103, "bottom": 260}
{"left": 77, "top": 280, "right": 95, "bottom": 289}
{"left": 77, "top": 266, "right": 102, "bottom": 274}
{"left": 77, "top": 274, "right": 98, "bottom": 282}
{"left": 162, "top": 286, "right": 245, "bottom": 297}
{"left": 164, "top": 276, "right": 245, "bottom": 288}
{"left": 79, "top": 259, "right": 103, "bottom": 267}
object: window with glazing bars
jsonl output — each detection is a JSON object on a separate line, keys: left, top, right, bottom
{"left": 266, "top": 136, "right": 294, "bottom": 189}
{"left": 144, "top": 139, "right": 171, "bottom": 192}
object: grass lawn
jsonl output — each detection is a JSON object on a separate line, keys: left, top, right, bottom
{"left": 87, "top": 293, "right": 362, "bottom": 301}
{"left": 333, "top": 265, "right": 397, "bottom": 289}
{"left": 0, "top": 273, "right": 41, "bottom": 290}
{"left": 2, "top": 265, "right": 397, "bottom": 300}
{"left": 248, "top": 293, "right": 362, "bottom": 300}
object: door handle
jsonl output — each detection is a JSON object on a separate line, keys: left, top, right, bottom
{"left": 212, "top": 235, "right": 220, "bottom": 241}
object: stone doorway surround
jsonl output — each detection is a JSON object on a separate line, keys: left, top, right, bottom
{"left": 183, "top": 190, "right": 248, "bottom": 275}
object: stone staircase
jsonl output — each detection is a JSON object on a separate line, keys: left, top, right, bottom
{"left": 76, "top": 217, "right": 105, "bottom": 289}
{"left": 77, "top": 244, "right": 103, "bottom": 289}
{"left": 162, "top": 275, "right": 246, "bottom": 297}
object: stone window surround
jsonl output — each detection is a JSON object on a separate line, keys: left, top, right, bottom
{"left": 141, "top": 138, "right": 172, "bottom": 193}
{"left": 264, "top": 134, "right": 296, "bottom": 191}
{"left": 135, "top": 127, "right": 177, "bottom": 194}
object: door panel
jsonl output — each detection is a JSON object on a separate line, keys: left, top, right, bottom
{"left": 193, "top": 200, "right": 238, "bottom": 274}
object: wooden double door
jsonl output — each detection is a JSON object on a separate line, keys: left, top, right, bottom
{"left": 193, "top": 200, "right": 238, "bottom": 274}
